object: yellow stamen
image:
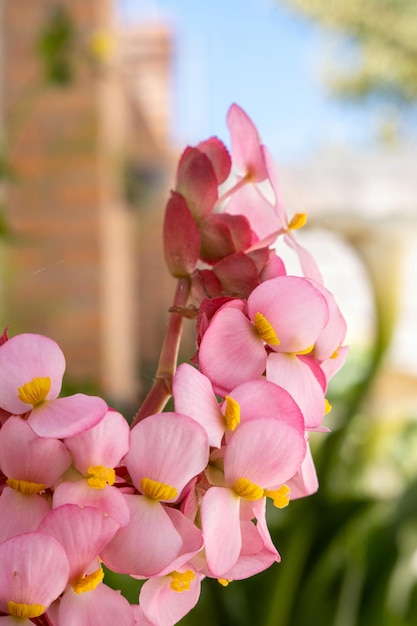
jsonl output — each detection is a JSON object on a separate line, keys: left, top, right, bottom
{"left": 295, "top": 344, "right": 314, "bottom": 355}
{"left": 169, "top": 570, "right": 195, "bottom": 592}
{"left": 17, "top": 376, "right": 51, "bottom": 406}
{"left": 330, "top": 347, "right": 339, "bottom": 359}
{"left": 223, "top": 396, "right": 240, "bottom": 431}
{"left": 324, "top": 398, "right": 332, "bottom": 415}
{"left": 233, "top": 477, "right": 264, "bottom": 501}
{"left": 86, "top": 465, "right": 115, "bottom": 489}
{"left": 264, "top": 484, "right": 290, "bottom": 509}
{"left": 288, "top": 212, "right": 307, "bottom": 230}
{"left": 253, "top": 312, "right": 280, "bottom": 346}
{"left": 6, "top": 478, "right": 47, "bottom": 495}
{"left": 7, "top": 601, "right": 46, "bottom": 618}
{"left": 141, "top": 477, "right": 178, "bottom": 501}
{"left": 218, "top": 579, "right": 232, "bottom": 587}
{"left": 72, "top": 567, "right": 104, "bottom": 594}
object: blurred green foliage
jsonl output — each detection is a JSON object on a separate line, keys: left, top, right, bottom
{"left": 278, "top": 0, "right": 417, "bottom": 104}
{"left": 36, "top": 4, "right": 76, "bottom": 86}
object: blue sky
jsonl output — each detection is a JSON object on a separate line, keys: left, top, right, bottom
{"left": 119, "top": 0, "right": 375, "bottom": 161}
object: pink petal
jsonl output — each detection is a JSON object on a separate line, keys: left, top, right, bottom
{"left": 287, "top": 441, "right": 319, "bottom": 499}
{"left": 308, "top": 281, "right": 347, "bottom": 362}
{"left": 224, "top": 418, "right": 306, "bottom": 489}
{"left": 266, "top": 353, "right": 327, "bottom": 429}
{"left": 58, "top": 583, "right": 135, "bottom": 626}
{"left": 226, "top": 104, "right": 267, "bottom": 181}
{"left": 320, "top": 345, "right": 349, "bottom": 381}
{"left": 0, "top": 488, "right": 51, "bottom": 543}
{"left": 173, "top": 364, "right": 225, "bottom": 448}
{"left": 155, "top": 507, "right": 204, "bottom": 576}
{"left": 64, "top": 409, "right": 130, "bottom": 474}
{"left": 284, "top": 233, "right": 323, "bottom": 284}
{"left": 225, "top": 183, "right": 280, "bottom": 241}
{"left": 100, "top": 494, "right": 183, "bottom": 578}
{"left": 126, "top": 413, "right": 209, "bottom": 500}
{"left": 220, "top": 499, "right": 280, "bottom": 580}
{"left": 198, "top": 305, "right": 266, "bottom": 395}
{"left": 28, "top": 394, "right": 107, "bottom": 438}
{"left": 38, "top": 504, "right": 120, "bottom": 583}
{"left": 53, "top": 480, "right": 130, "bottom": 527}
{"left": 201, "top": 486, "right": 242, "bottom": 577}
{"left": 262, "top": 145, "right": 287, "bottom": 227}
{"left": 0, "top": 333, "right": 65, "bottom": 414}
{"left": 0, "top": 531, "right": 69, "bottom": 611}
{"left": 226, "top": 379, "right": 305, "bottom": 432}
{"left": 140, "top": 568, "right": 201, "bottom": 626}
{"left": 0, "top": 416, "right": 71, "bottom": 485}
{"left": 247, "top": 276, "right": 328, "bottom": 353}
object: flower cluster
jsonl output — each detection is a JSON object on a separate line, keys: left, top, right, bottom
{"left": 0, "top": 105, "right": 347, "bottom": 625}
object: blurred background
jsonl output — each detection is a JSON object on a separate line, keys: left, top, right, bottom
{"left": 1, "top": 0, "right": 417, "bottom": 624}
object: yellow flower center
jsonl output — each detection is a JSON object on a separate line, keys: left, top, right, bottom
{"left": 233, "top": 477, "right": 264, "bottom": 501}
{"left": 218, "top": 578, "right": 232, "bottom": 587}
{"left": 6, "top": 478, "right": 47, "bottom": 494}
{"left": 288, "top": 212, "right": 307, "bottom": 230}
{"left": 17, "top": 376, "right": 51, "bottom": 406}
{"left": 324, "top": 398, "right": 332, "bottom": 415}
{"left": 86, "top": 465, "right": 116, "bottom": 489}
{"left": 253, "top": 312, "right": 280, "bottom": 346}
{"left": 233, "top": 479, "right": 291, "bottom": 508}
{"left": 223, "top": 395, "right": 240, "bottom": 431}
{"left": 7, "top": 601, "right": 46, "bottom": 618}
{"left": 72, "top": 567, "right": 104, "bottom": 594}
{"left": 169, "top": 570, "right": 195, "bottom": 592}
{"left": 264, "top": 484, "right": 291, "bottom": 509}
{"left": 140, "top": 477, "right": 178, "bottom": 501}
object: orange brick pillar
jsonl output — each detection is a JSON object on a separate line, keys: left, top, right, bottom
{"left": 1, "top": 0, "right": 139, "bottom": 410}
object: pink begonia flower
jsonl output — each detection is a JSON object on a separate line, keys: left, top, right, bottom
{"left": 38, "top": 504, "right": 134, "bottom": 626}
{"left": 138, "top": 565, "right": 202, "bottom": 626}
{"left": 0, "top": 531, "right": 70, "bottom": 622}
{"left": 0, "top": 417, "right": 71, "bottom": 541}
{"left": 201, "top": 417, "right": 306, "bottom": 577}
{"left": 198, "top": 275, "right": 328, "bottom": 395}
{"left": 53, "top": 409, "right": 130, "bottom": 527}
{"left": 101, "top": 413, "right": 209, "bottom": 578}
{"left": 0, "top": 334, "right": 107, "bottom": 438}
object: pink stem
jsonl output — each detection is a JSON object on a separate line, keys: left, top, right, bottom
{"left": 131, "top": 277, "right": 191, "bottom": 427}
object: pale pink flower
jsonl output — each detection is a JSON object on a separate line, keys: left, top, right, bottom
{"left": 101, "top": 413, "right": 209, "bottom": 578}
{"left": 0, "top": 531, "right": 70, "bottom": 622}
{"left": 198, "top": 275, "right": 328, "bottom": 395}
{"left": 38, "top": 503, "right": 134, "bottom": 626}
{"left": 53, "top": 409, "right": 130, "bottom": 526}
{"left": 0, "top": 334, "right": 107, "bottom": 438}
{"left": 201, "top": 417, "right": 306, "bottom": 577}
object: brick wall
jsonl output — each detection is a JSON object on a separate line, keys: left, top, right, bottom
{"left": 0, "top": 0, "right": 176, "bottom": 411}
